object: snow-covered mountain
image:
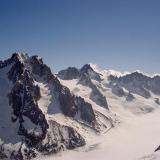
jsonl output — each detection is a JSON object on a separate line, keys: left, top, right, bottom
{"left": 0, "top": 54, "right": 114, "bottom": 160}
{"left": 1, "top": 53, "right": 160, "bottom": 160}
{"left": 57, "top": 63, "right": 160, "bottom": 160}
{"left": 58, "top": 63, "right": 160, "bottom": 114}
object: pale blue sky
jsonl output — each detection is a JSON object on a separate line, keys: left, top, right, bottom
{"left": 0, "top": 0, "right": 160, "bottom": 74}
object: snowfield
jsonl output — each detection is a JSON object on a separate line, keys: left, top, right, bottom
{"left": 37, "top": 107, "right": 160, "bottom": 160}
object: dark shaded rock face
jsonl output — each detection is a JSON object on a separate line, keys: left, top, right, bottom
{"left": 30, "top": 55, "right": 57, "bottom": 83}
{"left": 57, "top": 67, "right": 80, "bottom": 80}
{"left": 34, "top": 120, "right": 85, "bottom": 156}
{"left": 155, "top": 145, "right": 160, "bottom": 152}
{"left": 58, "top": 86, "right": 77, "bottom": 117}
{"left": 0, "top": 53, "right": 91, "bottom": 159}
{"left": 54, "top": 81, "right": 96, "bottom": 126}
{"left": 48, "top": 120, "right": 85, "bottom": 150}
{"left": 57, "top": 64, "right": 102, "bottom": 82}
{"left": 109, "top": 72, "right": 160, "bottom": 98}
{"left": 80, "top": 64, "right": 101, "bottom": 82}
{"left": 2, "top": 56, "right": 49, "bottom": 153}
{"left": 78, "top": 73, "right": 108, "bottom": 109}
{"left": 78, "top": 72, "right": 93, "bottom": 86}
{"left": 150, "top": 76, "right": 160, "bottom": 95}
{"left": 126, "top": 92, "right": 135, "bottom": 101}
{"left": 90, "top": 85, "right": 108, "bottom": 109}
{"left": 3, "top": 54, "right": 49, "bottom": 148}
{"left": 75, "top": 96, "right": 96, "bottom": 125}
{"left": 112, "top": 85, "right": 125, "bottom": 97}
{"left": 155, "top": 98, "right": 160, "bottom": 105}
{"left": 58, "top": 65, "right": 108, "bottom": 109}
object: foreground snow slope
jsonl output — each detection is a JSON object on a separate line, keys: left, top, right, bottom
{"left": 38, "top": 107, "right": 160, "bottom": 160}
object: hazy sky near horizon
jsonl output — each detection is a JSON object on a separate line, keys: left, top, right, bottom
{"left": 0, "top": 0, "right": 160, "bottom": 74}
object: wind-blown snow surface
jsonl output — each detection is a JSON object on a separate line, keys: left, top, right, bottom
{"left": 36, "top": 64, "right": 160, "bottom": 160}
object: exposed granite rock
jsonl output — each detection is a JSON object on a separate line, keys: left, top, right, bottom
{"left": 155, "top": 145, "right": 160, "bottom": 152}
{"left": 49, "top": 120, "right": 85, "bottom": 149}
{"left": 78, "top": 73, "right": 108, "bottom": 109}
{"left": 109, "top": 72, "right": 154, "bottom": 98}
{"left": 58, "top": 86, "right": 77, "bottom": 117}
{"left": 90, "top": 84, "right": 108, "bottom": 109}
{"left": 150, "top": 76, "right": 160, "bottom": 95}
{"left": 78, "top": 72, "right": 92, "bottom": 86}
{"left": 126, "top": 92, "right": 135, "bottom": 101}
{"left": 112, "top": 85, "right": 125, "bottom": 97}
{"left": 7, "top": 59, "right": 49, "bottom": 147}
{"left": 30, "top": 55, "right": 55, "bottom": 82}
{"left": 80, "top": 64, "right": 101, "bottom": 82}
{"left": 75, "top": 96, "right": 96, "bottom": 125}
{"left": 57, "top": 64, "right": 102, "bottom": 82}
{"left": 57, "top": 67, "right": 80, "bottom": 80}
{"left": 39, "top": 120, "right": 85, "bottom": 154}
{"left": 0, "top": 145, "right": 8, "bottom": 159}
{"left": 155, "top": 98, "right": 160, "bottom": 105}
{"left": 58, "top": 64, "right": 108, "bottom": 109}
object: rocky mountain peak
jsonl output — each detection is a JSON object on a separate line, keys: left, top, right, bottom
{"left": 58, "top": 63, "right": 102, "bottom": 82}
{"left": 80, "top": 64, "right": 101, "bottom": 81}
{"left": 57, "top": 67, "right": 80, "bottom": 80}
{"left": 109, "top": 70, "right": 160, "bottom": 98}
{"left": 80, "top": 64, "right": 93, "bottom": 73}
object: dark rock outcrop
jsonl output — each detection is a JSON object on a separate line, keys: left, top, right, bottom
{"left": 57, "top": 64, "right": 101, "bottom": 82}
{"left": 112, "top": 85, "right": 125, "bottom": 97}
{"left": 90, "top": 84, "right": 108, "bottom": 108}
{"left": 58, "top": 67, "right": 80, "bottom": 80}
{"left": 155, "top": 98, "right": 160, "bottom": 105}
{"left": 7, "top": 55, "right": 49, "bottom": 147}
{"left": 155, "top": 145, "right": 160, "bottom": 152}
{"left": 78, "top": 70, "right": 108, "bottom": 109}
{"left": 80, "top": 64, "right": 101, "bottom": 82}
{"left": 75, "top": 96, "right": 96, "bottom": 125}
{"left": 58, "top": 64, "right": 108, "bottom": 109}
{"left": 108, "top": 72, "right": 160, "bottom": 98}
{"left": 126, "top": 92, "right": 135, "bottom": 101}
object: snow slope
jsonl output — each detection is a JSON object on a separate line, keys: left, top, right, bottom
{"left": 38, "top": 107, "right": 160, "bottom": 160}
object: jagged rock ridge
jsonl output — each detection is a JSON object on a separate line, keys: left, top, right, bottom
{"left": 58, "top": 64, "right": 108, "bottom": 109}
{"left": 109, "top": 71, "right": 160, "bottom": 98}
